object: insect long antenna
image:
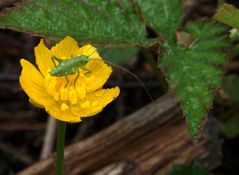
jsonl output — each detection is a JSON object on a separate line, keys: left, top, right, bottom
{"left": 87, "top": 49, "right": 97, "bottom": 57}
{"left": 89, "top": 58, "right": 153, "bottom": 102}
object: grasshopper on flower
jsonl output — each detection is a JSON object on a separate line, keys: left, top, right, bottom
{"left": 50, "top": 50, "right": 153, "bottom": 102}
{"left": 50, "top": 51, "right": 96, "bottom": 86}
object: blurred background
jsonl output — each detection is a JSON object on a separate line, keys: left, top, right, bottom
{"left": 0, "top": 0, "right": 239, "bottom": 175}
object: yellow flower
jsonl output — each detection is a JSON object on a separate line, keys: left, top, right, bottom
{"left": 20, "top": 36, "right": 120, "bottom": 122}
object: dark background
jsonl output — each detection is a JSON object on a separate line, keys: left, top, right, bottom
{"left": 0, "top": 0, "right": 239, "bottom": 174}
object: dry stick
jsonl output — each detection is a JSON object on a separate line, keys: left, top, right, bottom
{"left": 0, "top": 143, "right": 33, "bottom": 166}
{"left": 18, "top": 93, "right": 222, "bottom": 175}
{"left": 40, "top": 117, "right": 57, "bottom": 159}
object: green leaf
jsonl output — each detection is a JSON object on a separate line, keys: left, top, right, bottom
{"left": 166, "top": 163, "right": 208, "bottom": 175}
{"left": 222, "top": 75, "right": 239, "bottom": 105}
{"left": 0, "top": 0, "right": 150, "bottom": 46}
{"left": 214, "top": 4, "right": 239, "bottom": 29}
{"left": 98, "top": 47, "right": 139, "bottom": 64}
{"left": 218, "top": 75, "right": 239, "bottom": 139}
{"left": 222, "top": 114, "right": 239, "bottom": 139}
{"left": 160, "top": 21, "right": 228, "bottom": 138}
{"left": 137, "top": 0, "right": 182, "bottom": 42}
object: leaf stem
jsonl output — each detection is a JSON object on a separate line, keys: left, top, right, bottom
{"left": 56, "top": 120, "right": 66, "bottom": 175}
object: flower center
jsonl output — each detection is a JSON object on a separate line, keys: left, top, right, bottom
{"left": 45, "top": 71, "right": 87, "bottom": 111}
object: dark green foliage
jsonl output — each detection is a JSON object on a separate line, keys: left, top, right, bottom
{"left": 0, "top": 0, "right": 150, "bottom": 46}
{"left": 160, "top": 21, "right": 228, "bottom": 138}
{"left": 98, "top": 47, "right": 138, "bottom": 64}
{"left": 166, "top": 163, "right": 208, "bottom": 175}
{"left": 222, "top": 75, "right": 239, "bottom": 105}
{"left": 137, "top": 0, "right": 182, "bottom": 42}
{"left": 214, "top": 4, "right": 239, "bottom": 29}
{"left": 219, "top": 75, "right": 239, "bottom": 139}
{"left": 0, "top": 0, "right": 229, "bottom": 138}
{"left": 222, "top": 115, "right": 239, "bottom": 139}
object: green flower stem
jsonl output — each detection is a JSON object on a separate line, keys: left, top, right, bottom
{"left": 56, "top": 120, "right": 66, "bottom": 175}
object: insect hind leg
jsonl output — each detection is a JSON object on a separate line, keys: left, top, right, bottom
{"left": 64, "top": 75, "right": 69, "bottom": 87}
{"left": 74, "top": 70, "right": 80, "bottom": 86}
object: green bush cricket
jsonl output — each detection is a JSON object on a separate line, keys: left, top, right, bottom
{"left": 50, "top": 51, "right": 96, "bottom": 86}
{"left": 50, "top": 50, "right": 153, "bottom": 102}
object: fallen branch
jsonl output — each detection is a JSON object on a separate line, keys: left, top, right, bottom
{"left": 18, "top": 92, "right": 222, "bottom": 175}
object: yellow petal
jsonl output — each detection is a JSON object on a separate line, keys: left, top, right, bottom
{"left": 76, "top": 45, "right": 113, "bottom": 92}
{"left": 29, "top": 98, "right": 44, "bottom": 108}
{"left": 78, "top": 44, "right": 101, "bottom": 59}
{"left": 45, "top": 101, "right": 81, "bottom": 122}
{"left": 20, "top": 59, "right": 52, "bottom": 106}
{"left": 80, "top": 101, "right": 90, "bottom": 108}
{"left": 51, "top": 36, "right": 79, "bottom": 59}
{"left": 83, "top": 59, "right": 112, "bottom": 92}
{"left": 34, "top": 39, "right": 54, "bottom": 76}
{"left": 60, "top": 103, "right": 69, "bottom": 111}
{"left": 70, "top": 87, "right": 120, "bottom": 117}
